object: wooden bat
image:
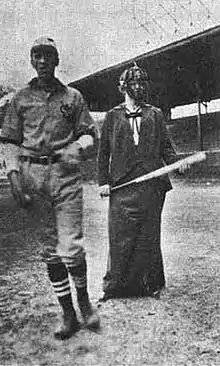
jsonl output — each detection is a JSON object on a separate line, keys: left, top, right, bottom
{"left": 111, "top": 151, "right": 206, "bottom": 192}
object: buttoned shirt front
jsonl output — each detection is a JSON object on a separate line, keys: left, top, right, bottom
{"left": 1, "top": 78, "right": 95, "bottom": 156}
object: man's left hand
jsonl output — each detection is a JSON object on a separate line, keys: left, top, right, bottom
{"left": 59, "top": 142, "right": 83, "bottom": 165}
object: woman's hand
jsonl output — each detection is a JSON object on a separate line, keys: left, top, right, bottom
{"left": 99, "top": 184, "right": 110, "bottom": 198}
{"left": 178, "top": 163, "right": 190, "bottom": 174}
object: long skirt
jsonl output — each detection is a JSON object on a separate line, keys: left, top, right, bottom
{"left": 103, "top": 180, "right": 166, "bottom": 298}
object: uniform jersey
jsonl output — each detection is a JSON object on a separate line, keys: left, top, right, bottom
{"left": 1, "top": 77, "right": 95, "bottom": 156}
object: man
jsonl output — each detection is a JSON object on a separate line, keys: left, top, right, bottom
{"left": 1, "top": 37, "right": 100, "bottom": 339}
{"left": 98, "top": 64, "right": 188, "bottom": 301}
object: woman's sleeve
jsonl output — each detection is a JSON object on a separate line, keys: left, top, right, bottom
{"left": 158, "top": 109, "right": 177, "bottom": 165}
{"left": 98, "top": 113, "right": 111, "bottom": 186}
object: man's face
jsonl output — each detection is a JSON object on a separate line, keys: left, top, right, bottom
{"left": 31, "top": 47, "right": 57, "bottom": 80}
{"left": 126, "top": 79, "right": 147, "bottom": 102}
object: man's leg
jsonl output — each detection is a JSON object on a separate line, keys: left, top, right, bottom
{"left": 23, "top": 163, "right": 80, "bottom": 339}
{"left": 40, "top": 213, "right": 80, "bottom": 340}
{"left": 47, "top": 260, "right": 80, "bottom": 340}
{"left": 66, "top": 257, "right": 99, "bottom": 329}
{"left": 29, "top": 202, "right": 80, "bottom": 340}
{"left": 54, "top": 172, "right": 100, "bottom": 330}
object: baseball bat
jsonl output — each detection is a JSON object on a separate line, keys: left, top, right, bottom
{"left": 111, "top": 151, "right": 206, "bottom": 192}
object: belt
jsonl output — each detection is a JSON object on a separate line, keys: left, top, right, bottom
{"left": 20, "top": 154, "right": 62, "bottom": 165}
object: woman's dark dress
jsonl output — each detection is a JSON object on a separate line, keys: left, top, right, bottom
{"left": 98, "top": 103, "right": 177, "bottom": 298}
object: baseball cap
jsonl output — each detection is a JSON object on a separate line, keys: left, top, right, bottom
{"left": 31, "top": 37, "right": 58, "bottom": 52}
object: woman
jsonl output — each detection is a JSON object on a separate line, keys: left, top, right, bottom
{"left": 98, "top": 64, "right": 187, "bottom": 301}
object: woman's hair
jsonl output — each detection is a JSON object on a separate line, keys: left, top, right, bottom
{"left": 118, "top": 63, "right": 149, "bottom": 94}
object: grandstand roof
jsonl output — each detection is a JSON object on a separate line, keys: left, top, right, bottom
{"left": 69, "top": 25, "right": 220, "bottom": 111}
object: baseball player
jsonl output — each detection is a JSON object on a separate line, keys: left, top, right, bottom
{"left": 0, "top": 37, "right": 100, "bottom": 340}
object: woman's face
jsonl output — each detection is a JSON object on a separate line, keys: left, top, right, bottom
{"left": 126, "top": 80, "right": 147, "bottom": 102}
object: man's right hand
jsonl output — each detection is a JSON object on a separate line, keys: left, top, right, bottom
{"left": 99, "top": 184, "right": 110, "bottom": 198}
{"left": 7, "top": 170, "right": 32, "bottom": 208}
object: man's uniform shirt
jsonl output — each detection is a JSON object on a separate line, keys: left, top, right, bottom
{"left": 0, "top": 78, "right": 96, "bottom": 159}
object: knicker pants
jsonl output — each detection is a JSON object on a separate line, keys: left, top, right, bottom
{"left": 20, "top": 158, "right": 85, "bottom": 267}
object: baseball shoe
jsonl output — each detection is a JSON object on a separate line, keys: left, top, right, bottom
{"left": 54, "top": 309, "right": 80, "bottom": 340}
{"left": 79, "top": 301, "right": 100, "bottom": 331}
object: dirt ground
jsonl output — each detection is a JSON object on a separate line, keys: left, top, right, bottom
{"left": 0, "top": 178, "right": 219, "bottom": 366}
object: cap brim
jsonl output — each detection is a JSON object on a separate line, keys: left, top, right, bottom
{"left": 31, "top": 44, "right": 57, "bottom": 53}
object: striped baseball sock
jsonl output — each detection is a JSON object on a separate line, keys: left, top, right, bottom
{"left": 67, "top": 258, "right": 87, "bottom": 290}
{"left": 67, "top": 259, "right": 100, "bottom": 329}
{"left": 47, "top": 262, "right": 74, "bottom": 311}
{"left": 67, "top": 259, "right": 91, "bottom": 308}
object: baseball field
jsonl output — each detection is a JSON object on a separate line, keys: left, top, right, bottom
{"left": 0, "top": 177, "right": 219, "bottom": 366}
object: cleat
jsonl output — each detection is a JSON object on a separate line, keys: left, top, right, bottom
{"left": 54, "top": 310, "right": 80, "bottom": 340}
{"left": 79, "top": 302, "right": 100, "bottom": 330}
